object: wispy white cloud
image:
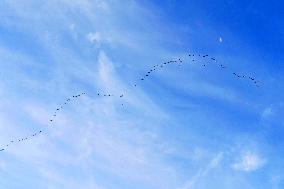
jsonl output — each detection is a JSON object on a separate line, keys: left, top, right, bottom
{"left": 232, "top": 152, "right": 266, "bottom": 172}
{"left": 87, "top": 32, "right": 103, "bottom": 45}
{"left": 87, "top": 32, "right": 101, "bottom": 43}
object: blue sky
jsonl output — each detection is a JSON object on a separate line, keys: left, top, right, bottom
{"left": 0, "top": 0, "right": 283, "bottom": 188}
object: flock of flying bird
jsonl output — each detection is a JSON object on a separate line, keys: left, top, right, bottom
{"left": 135, "top": 53, "right": 260, "bottom": 87}
{"left": 0, "top": 53, "right": 261, "bottom": 152}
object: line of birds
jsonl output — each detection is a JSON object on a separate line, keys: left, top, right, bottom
{"left": 190, "top": 53, "right": 260, "bottom": 86}
{"left": 0, "top": 52, "right": 261, "bottom": 152}
{"left": 134, "top": 53, "right": 260, "bottom": 87}
{"left": 0, "top": 92, "right": 126, "bottom": 152}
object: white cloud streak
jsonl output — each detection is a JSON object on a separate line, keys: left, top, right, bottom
{"left": 177, "top": 152, "right": 223, "bottom": 189}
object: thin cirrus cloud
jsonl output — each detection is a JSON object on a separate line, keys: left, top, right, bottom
{"left": 177, "top": 152, "right": 224, "bottom": 189}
